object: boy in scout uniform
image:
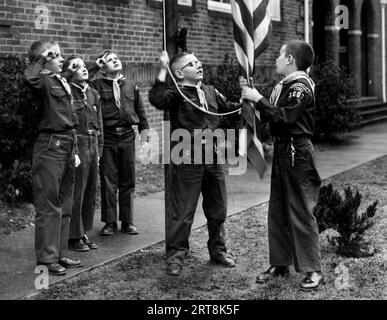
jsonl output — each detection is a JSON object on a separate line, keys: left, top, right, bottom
{"left": 24, "top": 40, "right": 82, "bottom": 275}
{"left": 62, "top": 56, "right": 103, "bottom": 252}
{"left": 89, "top": 52, "right": 150, "bottom": 236}
{"left": 149, "top": 51, "right": 240, "bottom": 276}
{"left": 241, "top": 40, "right": 324, "bottom": 290}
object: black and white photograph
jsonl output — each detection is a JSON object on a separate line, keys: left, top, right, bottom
{"left": 0, "top": 0, "right": 386, "bottom": 312}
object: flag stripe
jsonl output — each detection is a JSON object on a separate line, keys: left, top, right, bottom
{"left": 234, "top": 0, "right": 254, "bottom": 40}
{"left": 231, "top": 0, "right": 271, "bottom": 179}
{"left": 232, "top": 21, "right": 254, "bottom": 75}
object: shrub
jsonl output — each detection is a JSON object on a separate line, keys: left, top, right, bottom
{"left": 314, "top": 183, "right": 378, "bottom": 257}
{"left": 311, "top": 60, "right": 360, "bottom": 142}
{"left": 0, "top": 55, "right": 39, "bottom": 203}
{"left": 205, "top": 55, "right": 273, "bottom": 143}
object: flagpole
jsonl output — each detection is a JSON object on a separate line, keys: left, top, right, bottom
{"left": 162, "top": 0, "right": 178, "bottom": 248}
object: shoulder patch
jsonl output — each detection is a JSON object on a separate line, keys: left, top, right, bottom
{"left": 289, "top": 82, "right": 310, "bottom": 93}
{"left": 288, "top": 82, "right": 310, "bottom": 100}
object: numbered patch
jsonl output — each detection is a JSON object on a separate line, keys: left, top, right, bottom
{"left": 288, "top": 82, "right": 310, "bottom": 100}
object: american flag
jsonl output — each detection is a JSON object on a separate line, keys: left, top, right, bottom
{"left": 231, "top": 0, "right": 271, "bottom": 178}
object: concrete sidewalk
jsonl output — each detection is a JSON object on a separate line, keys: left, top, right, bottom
{"left": 1, "top": 122, "right": 386, "bottom": 300}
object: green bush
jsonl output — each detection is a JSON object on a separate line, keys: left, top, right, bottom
{"left": 311, "top": 60, "right": 360, "bottom": 142}
{"left": 314, "top": 183, "right": 378, "bottom": 257}
{"left": 0, "top": 55, "right": 39, "bottom": 204}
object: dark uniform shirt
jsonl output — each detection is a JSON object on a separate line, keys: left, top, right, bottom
{"left": 90, "top": 77, "right": 149, "bottom": 132}
{"left": 70, "top": 83, "right": 104, "bottom": 155}
{"left": 24, "top": 55, "right": 78, "bottom": 133}
{"left": 256, "top": 78, "right": 315, "bottom": 138}
{"left": 149, "top": 80, "right": 239, "bottom": 133}
{"left": 149, "top": 80, "right": 240, "bottom": 163}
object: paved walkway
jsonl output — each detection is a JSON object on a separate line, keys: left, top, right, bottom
{"left": 1, "top": 122, "right": 386, "bottom": 300}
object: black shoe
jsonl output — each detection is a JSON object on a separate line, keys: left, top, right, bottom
{"left": 256, "top": 266, "right": 290, "bottom": 283}
{"left": 121, "top": 222, "right": 139, "bottom": 235}
{"left": 82, "top": 235, "right": 98, "bottom": 250}
{"left": 166, "top": 263, "right": 182, "bottom": 276}
{"left": 68, "top": 239, "right": 89, "bottom": 252}
{"left": 300, "top": 271, "right": 324, "bottom": 291}
{"left": 58, "top": 257, "right": 83, "bottom": 269}
{"left": 38, "top": 263, "right": 66, "bottom": 276}
{"left": 211, "top": 255, "right": 236, "bottom": 268}
{"left": 100, "top": 223, "right": 117, "bottom": 236}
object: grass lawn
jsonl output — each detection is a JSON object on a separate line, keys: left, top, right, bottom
{"left": 29, "top": 155, "right": 387, "bottom": 300}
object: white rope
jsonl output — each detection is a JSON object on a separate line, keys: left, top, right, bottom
{"left": 162, "top": 0, "right": 166, "bottom": 51}
{"left": 166, "top": 65, "right": 242, "bottom": 117}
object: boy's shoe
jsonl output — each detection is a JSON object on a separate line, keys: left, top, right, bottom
{"left": 58, "top": 257, "right": 83, "bottom": 269}
{"left": 38, "top": 263, "right": 66, "bottom": 276}
{"left": 82, "top": 235, "right": 98, "bottom": 250}
{"left": 121, "top": 222, "right": 139, "bottom": 235}
{"left": 100, "top": 222, "right": 117, "bottom": 236}
{"left": 300, "top": 271, "right": 324, "bottom": 290}
{"left": 256, "top": 266, "right": 290, "bottom": 283}
{"left": 68, "top": 239, "right": 89, "bottom": 252}
{"left": 166, "top": 263, "right": 182, "bottom": 276}
{"left": 210, "top": 255, "right": 236, "bottom": 268}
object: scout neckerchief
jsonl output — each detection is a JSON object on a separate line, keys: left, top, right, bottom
{"left": 103, "top": 74, "right": 126, "bottom": 109}
{"left": 178, "top": 81, "right": 208, "bottom": 110}
{"left": 269, "top": 71, "right": 315, "bottom": 106}
{"left": 70, "top": 81, "right": 89, "bottom": 103}
{"left": 41, "top": 68, "right": 72, "bottom": 97}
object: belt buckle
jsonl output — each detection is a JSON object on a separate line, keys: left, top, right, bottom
{"left": 87, "top": 129, "right": 94, "bottom": 135}
{"left": 201, "top": 137, "right": 206, "bottom": 144}
{"left": 116, "top": 127, "right": 123, "bottom": 133}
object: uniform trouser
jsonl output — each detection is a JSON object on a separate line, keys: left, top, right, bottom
{"left": 268, "top": 138, "right": 322, "bottom": 273}
{"left": 100, "top": 130, "right": 135, "bottom": 224}
{"left": 32, "top": 133, "right": 75, "bottom": 264}
{"left": 69, "top": 135, "right": 99, "bottom": 239}
{"left": 166, "top": 163, "right": 228, "bottom": 265}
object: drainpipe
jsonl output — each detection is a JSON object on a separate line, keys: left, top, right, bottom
{"left": 381, "top": 0, "right": 387, "bottom": 102}
{"left": 305, "top": 0, "right": 310, "bottom": 43}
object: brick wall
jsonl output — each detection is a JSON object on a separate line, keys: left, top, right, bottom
{"left": 0, "top": 0, "right": 305, "bottom": 138}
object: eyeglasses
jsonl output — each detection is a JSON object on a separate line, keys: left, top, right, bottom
{"left": 178, "top": 60, "right": 202, "bottom": 70}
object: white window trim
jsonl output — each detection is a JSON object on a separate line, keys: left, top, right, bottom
{"left": 154, "top": 0, "right": 192, "bottom": 7}
{"left": 207, "top": 0, "right": 281, "bottom": 22}
{"left": 208, "top": 0, "right": 231, "bottom": 14}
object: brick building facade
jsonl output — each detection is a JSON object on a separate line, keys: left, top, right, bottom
{"left": 1, "top": 0, "right": 386, "bottom": 134}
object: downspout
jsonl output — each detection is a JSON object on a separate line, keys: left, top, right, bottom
{"left": 305, "top": 0, "right": 310, "bottom": 43}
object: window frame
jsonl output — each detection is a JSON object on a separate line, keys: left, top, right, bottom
{"left": 207, "top": 0, "right": 281, "bottom": 22}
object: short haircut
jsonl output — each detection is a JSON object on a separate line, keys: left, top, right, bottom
{"left": 284, "top": 40, "right": 315, "bottom": 71}
{"left": 28, "top": 40, "right": 58, "bottom": 62}
{"left": 96, "top": 50, "right": 112, "bottom": 60}
{"left": 170, "top": 51, "right": 192, "bottom": 75}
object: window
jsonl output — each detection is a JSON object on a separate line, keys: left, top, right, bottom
{"left": 208, "top": 0, "right": 281, "bottom": 21}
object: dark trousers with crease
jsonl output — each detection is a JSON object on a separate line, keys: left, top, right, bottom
{"left": 167, "top": 163, "right": 228, "bottom": 265}
{"left": 69, "top": 135, "right": 98, "bottom": 239}
{"left": 32, "top": 133, "right": 75, "bottom": 264}
{"left": 268, "top": 138, "right": 322, "bottom": 273}
{"left": 99, "top": 129, "right": 135, "bottom": 224}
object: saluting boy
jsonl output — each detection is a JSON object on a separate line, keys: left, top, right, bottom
{"left": 24, "top": 40, "right": 82, "bottom": 275}
{"left": 89, "top": 52, "right": 150, "bottom": 236}
{"left": 62, "top": 56, "right": 103, "bottom": 252}
{"left": 241, "top": 40, "right": 324, "bottom": 290}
